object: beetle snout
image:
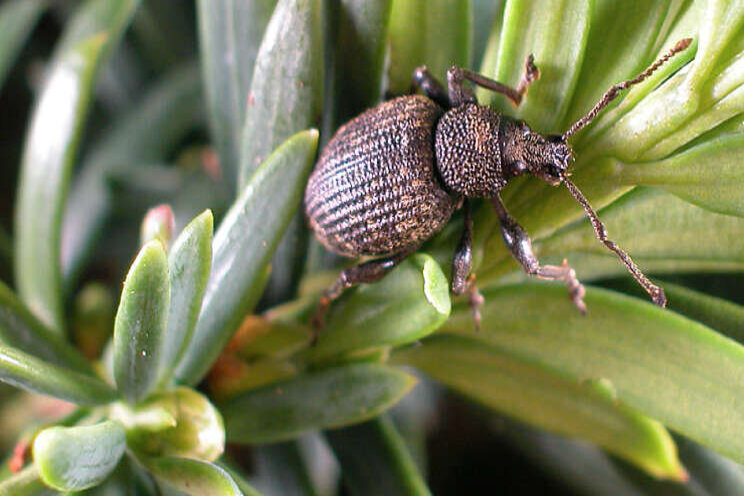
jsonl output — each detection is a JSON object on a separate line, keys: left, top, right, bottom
{"left": 549, "top": 138, "right": 573, "bottom": 176}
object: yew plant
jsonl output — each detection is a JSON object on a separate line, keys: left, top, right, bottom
{"left": 0, "top": 0, "right": 743, "bottom": 494}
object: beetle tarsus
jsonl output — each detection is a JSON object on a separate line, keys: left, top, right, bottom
{"left": 465, "top": 273, "right": 485, "bottom": 330}
{"left": 492, "top": 195, "right": 587, "bottom": 313}
{"left": 310, "top": 296, "right": 331, "bottom": 344}
{"left": 446, "top": 56, "right": 540, "bottom": 108}
{"left": 514, "top": 54, "right": 541, "bottom": 107}
{"left": 535, "top": 260, "right": 587, "bottom": 314}
{"left": 311, "top": 252, "right": 411, "bottom": 341}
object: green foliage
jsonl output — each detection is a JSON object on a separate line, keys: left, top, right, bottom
{"left": 0, "top": 0, "right": 743, "bottom": 494}
{"left": 113, "top": 240, "right": 169, "bottom": 404}
{"left": 33, "top": 421, "right": 126, "bottom": 491}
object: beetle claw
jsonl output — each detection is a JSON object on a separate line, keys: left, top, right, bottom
{"left": 466, "top": 274, "right": 485, "bottom": 331}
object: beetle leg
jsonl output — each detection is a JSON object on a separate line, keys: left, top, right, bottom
{"left": 492, "top": 195, "right": 587, "bottom": 314}
{"left": 451, "top": 200, "right": 485, "bottom": 329}
{"left": 411, "top": 66, "right": 451, "bottom": 108}
{"left": 451, "top": 199, "right": 473, "bottom": 294}
{"left": 447, "top": 55, "right": 540, "bottom": 107}
{"left": 311, "top": 251, "right": 412, "bottom": 340}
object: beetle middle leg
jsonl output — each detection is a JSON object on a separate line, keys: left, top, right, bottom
{"left": 312, "top": 250, "right": 413, "bottom": 338}
{"left": 451, "top": 199, "right": 485, "bottom": 329}
{"left": 491, "top": 195, "right": 587, "bottom": 313}
{"left": 447, "top": 55, "right": 540, "bottom": 107}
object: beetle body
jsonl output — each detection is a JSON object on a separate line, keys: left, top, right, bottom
{"left": 305, "top": 96, "right": 566, "bottom": 257}
{"left": 305, "top": 40, "right": 691, "bottom": 330}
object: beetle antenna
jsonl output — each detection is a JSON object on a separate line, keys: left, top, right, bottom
{"left": 562, "top": 177, "right": 666, "bottom": 307}
{"left": 563, "top": 38, "right": 692, "bottom": 139}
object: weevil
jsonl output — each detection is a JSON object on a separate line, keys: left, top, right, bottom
{"left": 305, "top": 39, "right": 692, "bottom": 330}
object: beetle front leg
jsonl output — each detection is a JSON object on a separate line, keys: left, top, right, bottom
{"left": 451, "top": 200, "right": 485, "bottom": 329}
{"left": 492, "top": 195, "right": 586, "bottom": 314}
{"left": 447, "top": 55, "right": 540, "bottom": 107}
{"left": 312, "top": 251, "right": 412, "bottom": 340}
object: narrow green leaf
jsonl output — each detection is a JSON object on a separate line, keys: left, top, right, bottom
{"left": 576, "top": 4, "right": 700, "bottom": 149}
{"left": 113, "top": 240, "right": 169, "bottom": 404}
{"left": 387, "top": 0, "right": 472, "bottom": 95}
{"left": 471, "top": 11, "right": 702, "bottom": 264}
{"left": 617, "top": 135, "right": 744, "bottom": 217}
{"left": 198, "top": 0, "right": 277, "bottom": 185}
{"left": 0, "top": 344, "right": 116, "bottom": 405}
{"left": 536, "top": 188, "right": 744, "bottom": 274}
{"left": 305, "top": 253, "right": 450, "bottom": 364}
{"left": 260, "top": 214, "right": 310, "bottom": 307}
{"left": 560, "top": 0, "right": 687, "bottom": 132}
{"left": 604, "top": 277, "right": 744, "bottom": 345}
{"left": 0, "top": 281, "right": 93, "bottom": 375}
{"left": 241, "top": 0, "right": 322, "bottom": 304}
{"left": 587, "top": 2, "right": 743, "bottom": 162}
{"left": 480, "top": 188, "right": 744, "bottom": 284}
{"left": 143, "top": 457, "right": 242, "bottom": 496}
{"left": 662, "top": 281, "right": 744, "bottom": 344}
{"left": 33, "top": 421, "right": 126, "bottom": 491}
{"left": 238, "top": 0, "right": 323, "bottom": 187}
{"left": 0, "top": 465, "right": 56, "bottom": 496}
{"left": 626, "top": 54, "right": 744, "bottom": 164}
{"left": 480, "top": 0, "right": 592, "bottom": 131}
{"left": 333, "top": 0, "right": 393, "bottom": 125}
{"left": 157, "top": 211, "right": 213, "bottom": 386}
{"left": 394, "top": 335, "right": 685, "bottom": 480}
{"left": 472, "top": 0, "right": 503, "bottom": 71}
{"left": 14, "top": 0, "right": 140, "bottom": 333}
{"left": 0, "top": 0, "right": 45, "bottom": 91}
{"left": 222, "top": 363, "right": 417, "bottom": 444}
{"left": 326, "top": 415, "right": 432, "bottom": 496}
{"left": 252, "top": 442, "right": 318, "bottom": 496}
{"left": 62, "top": 63, "right": 203, "bottom": 290}
{"left": 441, "top": 283, "right": 744, "bottom": 463}
{"left": 175, "top": 129, "right": 319, "bottom": 386}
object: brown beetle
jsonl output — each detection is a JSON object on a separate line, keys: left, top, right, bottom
{"left": 306, "top": 39, "right": 692, "bottom": 330}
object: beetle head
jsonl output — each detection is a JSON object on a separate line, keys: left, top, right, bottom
{"left": 502, "top": 120, "right": 573, "bottom": 186}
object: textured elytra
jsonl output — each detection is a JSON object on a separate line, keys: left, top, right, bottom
{"left": 435, "top": 103, "right": 506, "bottom": 198}
{"left": 305, "top": 95, "right": 457, "bottom": 257}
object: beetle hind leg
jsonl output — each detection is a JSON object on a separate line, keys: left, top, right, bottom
{"left": 492, "top": 195, "right": 587, "bottom": 314}
{"left": 311, "top": 251, "right": 412, "bottom": 341}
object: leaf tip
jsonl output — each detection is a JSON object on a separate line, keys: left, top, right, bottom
{"left": 418, "top": 254, "right": 451, "bottom": 316}
{"left": 141, "top": 204, "right": 175, "bottom": 247}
